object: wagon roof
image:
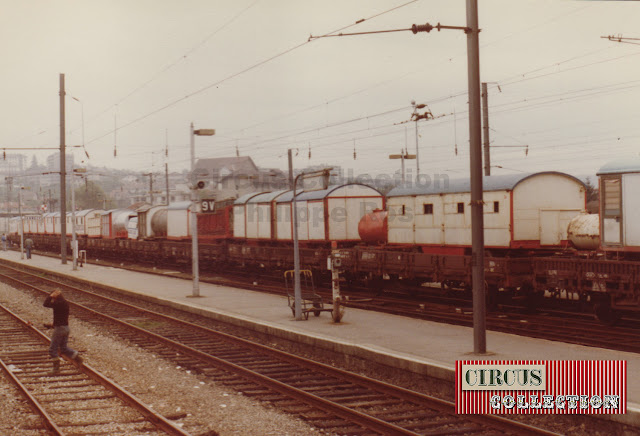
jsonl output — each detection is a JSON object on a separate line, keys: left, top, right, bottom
{"left": 138, "top": 205, "right": 166, "bottom": 214}
{"left": 247, "top": 189, "right": 290, "bottom": 203}
{"left": 597, "top": 157, "right": 640, "bottom": 175}
{"left": 234, "top": 191, "right": 269, "bottom": 205}
{"left": 387, "top": 171, "right": 584, "bottom": 197}
{"left": 168, "top": 201, "right": 191, "bottom": 210}
{"left": 276, "top": 183, "right": 381, "bottom": 203}
{"left": 136, "top": 204, "right": 153, "bottom": 213}
{"left": 73, "top": 209, "right": 96, "bottom": 217}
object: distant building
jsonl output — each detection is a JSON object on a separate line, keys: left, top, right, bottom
{"left": 45, "top": 152, "right": 74, "bottom": 185}
{"left": 0, "top": 153, "right": 26, "bottom": 178}
{"left": 195, "top": 156, "right": 288, "bottom": 200}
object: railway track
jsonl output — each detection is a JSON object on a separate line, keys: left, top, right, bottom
{"left": 8, "top": 251, "right": 640, "bottom": 353}
{"left": 0, "top": 301, "right": 190, "bottom": 436}
{"left": 7, "top": 249, "right": 640, "bottom": 354}
{"left": 0, "top": 262, "right": 557, "bottom": 436}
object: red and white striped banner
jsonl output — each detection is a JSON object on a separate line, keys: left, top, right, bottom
{"left": 456, "top": 360, "right": 626, "bottom": 414}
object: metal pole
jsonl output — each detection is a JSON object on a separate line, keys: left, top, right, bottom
{"left": 287, "top": 149, "right": 294, "bottom": 189}
{"left": 292, "top": 174, "right": 302, "bottom": 320}
{"left": 467, "top": 0, "right": 486, "bottom": 354}
{"left": 401, "top": 154, "right": 406, "bottom": 185}
{"left": 189, "top": 122, "right": 200, "bottom": 297}
{"left": 59, "top": 73, "right": 67, "bottom": 264}
{"left": 165, "top": 163, "right": 169, "bottom": 205}
{"left": 19, "top": 188, "right": 23, "bottom": 260}
{"left": 482, "top": 82, "right": 491, "bottom": 176}
{"left": 166, "top": 126, "right": 170, "bottom": 205}
{"left": 71, "top": 169, "right": 77, "bottom": 270}
{"left": 415, "top": 119, "right": 420, "bottom": 176}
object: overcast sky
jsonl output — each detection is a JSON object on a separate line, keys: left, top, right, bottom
{"left": 2, "top": 0, "right": 640, "bottom": 182}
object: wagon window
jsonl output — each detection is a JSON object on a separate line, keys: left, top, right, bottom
{"left": 423, "top": 203, "right": 433, "bottom": 215}
{"left": 602, "top": 177, "right": 621, "bottom": 217}
{"left": 493, "top": 201, "right": 499, "bottom": 213}
{"left": 457, "top": 202, "right": 464, "bottom": 214}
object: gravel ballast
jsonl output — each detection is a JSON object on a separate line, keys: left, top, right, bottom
{"left": 0, "top": 283, "right": 318, "bottom": 436}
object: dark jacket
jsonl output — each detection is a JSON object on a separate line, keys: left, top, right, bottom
{"left": 43, "top": 295, "right": 70, "bottom": 326}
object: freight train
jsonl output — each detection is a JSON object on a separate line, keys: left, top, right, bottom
{"left": 7, "top": 159, "right": 640, "bottom": 323}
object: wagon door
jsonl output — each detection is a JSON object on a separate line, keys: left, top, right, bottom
{"left": 601, "top": 176, "right": 622, "bottom": 245}
{"left": 540, "top": 209, "right": 580, "bottom": 246}
{"left": 623, "top": 173, "right": 640, "bottom": 246}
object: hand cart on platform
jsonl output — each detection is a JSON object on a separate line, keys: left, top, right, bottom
{"left": 284, "top": 269, "right": 332, "bottom": 319}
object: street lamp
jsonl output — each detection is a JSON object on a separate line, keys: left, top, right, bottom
{"left": 189, "top": 123, "right": 215, "bottom": 297}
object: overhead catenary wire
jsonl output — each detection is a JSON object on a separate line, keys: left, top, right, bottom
{"left": 6, "top": 1, "right": 638, "bottom": 178}
{"left": 84, "top": 1, "right": 419, "bottom": 148}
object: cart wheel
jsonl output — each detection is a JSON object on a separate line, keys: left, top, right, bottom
{"left": 304, "top": 311, "right": 310, "bottom": 320}
{"left": 313, "top": 302, "right": 322, "bottom": 317}
{"left": 290, "top": 304, "right": 295, "bottom": 317}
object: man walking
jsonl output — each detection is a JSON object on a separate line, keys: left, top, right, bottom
{"left": 24, "top": 237, "right": 33, "bottom": 259}
{"left": 1, "top": 233, "right": 6, "bottom": 251}
{"left": 43, "top": 290, "right": 82, "bottom": 374}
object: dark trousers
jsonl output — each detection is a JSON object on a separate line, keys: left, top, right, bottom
{"left": 49, "top": 326, "right": 77, "bottom": 359}
{"left": 26, "top": 247, "right": 32, "bottom": 259}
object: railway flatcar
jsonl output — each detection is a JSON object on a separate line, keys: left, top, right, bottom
{"left": 278, "top": 184, "right": 383, "bottom": 244}
{"left": 232, "top": 184, "right": 384, "bottom": 245}
{"left": 371, "top": 172, "right": 585, "bottom": 255}
{"left": 9, "top": 160, "right": 640, "bottom": 323}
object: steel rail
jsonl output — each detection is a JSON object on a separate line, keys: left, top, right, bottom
{"left": 0, "top": 301, "right": 191, "bottom": 436}
{"left": 0, "top": 261, "right": 559, "bottom": 436}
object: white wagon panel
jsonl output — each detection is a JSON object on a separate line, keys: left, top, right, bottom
{"left": 413, "top": 195, "right": 445, "bottom": 245}
{"left": 167, "top": 203, "right": 191, "bottom": 239}
{"left": 245, "top": 203, "right": 259, "bottom": 239}
{"left": 276, "top": 203, "right": 292, "bottom": 240}
{"left": 86, "top": 210, "right": 104, "bottom": 237}
{"left": 327, "top": 198, "right": 347, "bottom": 240}
{"left": 233, "top": 205, "right": 245, "bottom": 238}
{"left": 513, "top": 174, "right": 584, "bottom": 243}
{"left": 443, "top": 193, "right": 471, "bottom": 246}
{"left": 257, "top": 204, "right": 272, "bottom": 239}
{"left": 387, "top": 197, "right": 414, "bottom": 244}
{"left": 307, "top": 201, "right": 325, "bottom": 240}
{"left": 623, "top": 173, "right": 640, "bottom": 246}
{"left": 482, "top": 192, "right": 511, "bottom": 247}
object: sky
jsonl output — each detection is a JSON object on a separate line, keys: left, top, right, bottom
{"left": 2, "top": 0, "right": 640, "bottom": 182}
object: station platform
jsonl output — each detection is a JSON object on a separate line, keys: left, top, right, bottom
{"left": 1, "top": 249, "right": 638, "bottom": 427}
